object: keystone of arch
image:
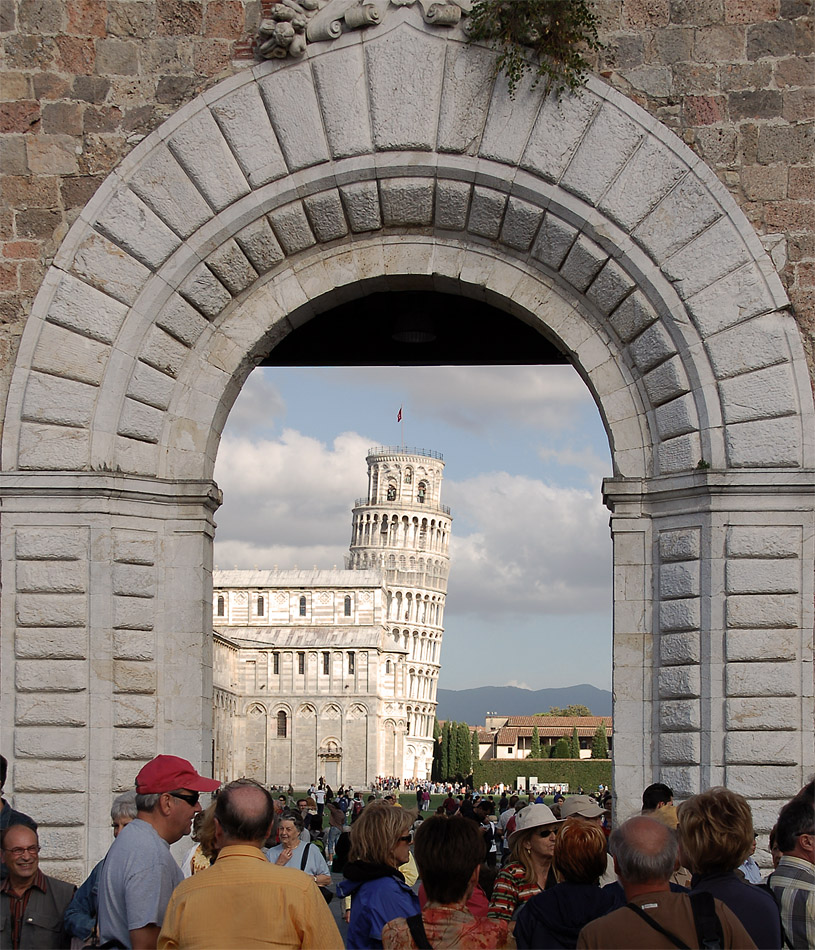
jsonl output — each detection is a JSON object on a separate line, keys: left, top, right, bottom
{"left": 4, "top": 14, "right": 812, "bottom": 482}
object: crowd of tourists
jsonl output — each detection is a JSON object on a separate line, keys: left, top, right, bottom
{"left": 1, "top": 752, "right": 813, "bottom": 949}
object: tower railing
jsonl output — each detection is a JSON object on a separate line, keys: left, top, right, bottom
{"left": 354, "top": 498, "right": 451, "bottom": 515}
{"left": 367, "top": 446, "right": 444, "bottom": 460}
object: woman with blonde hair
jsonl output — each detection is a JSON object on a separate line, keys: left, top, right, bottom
{"left": 677, "top": 787, "right": 781, "bottom": 949}
{"left": 337, "top": 802, "right": 420, "bottom": 949}
{"left": 488, "top": 804, "right": 565, "bottom": 921}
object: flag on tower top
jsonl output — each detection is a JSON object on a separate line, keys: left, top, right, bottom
{"left": 397, "top": 407, "right": 402, "bottom": 422}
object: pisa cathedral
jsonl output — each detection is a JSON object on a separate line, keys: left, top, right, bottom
{"left": 211, "top": 446, "right": 451, "bottom": 787}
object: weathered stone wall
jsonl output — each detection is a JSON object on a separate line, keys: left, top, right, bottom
{"left": 0, "top": 0, "right": 812, "bottom": 420}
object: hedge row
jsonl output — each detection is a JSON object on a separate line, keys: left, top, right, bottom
{"left": 473, "top": 758, "right": 612, "bottom": 790}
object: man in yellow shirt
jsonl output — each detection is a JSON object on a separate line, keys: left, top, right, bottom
{"left": 158, "top": 779, "right": 343, "bottom": 950}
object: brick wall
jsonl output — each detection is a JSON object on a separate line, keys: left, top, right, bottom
{"left": 0, "top": 0, "right": 812, "bottom": 417}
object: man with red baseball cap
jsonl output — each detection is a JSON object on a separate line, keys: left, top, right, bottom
{"left": 98, "top": 756, "right": 220, "bottom": 949}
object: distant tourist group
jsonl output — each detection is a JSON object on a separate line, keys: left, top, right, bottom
{"left": 1, "top": 752, "right": 813, "bottom": 949}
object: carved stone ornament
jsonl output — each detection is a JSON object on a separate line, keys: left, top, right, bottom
{"left": 257, "top": 0, "right": 472, "bottom": 59}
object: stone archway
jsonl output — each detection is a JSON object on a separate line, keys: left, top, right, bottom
{"left": 1, "top": 8, "right": 812, "bottom": 876}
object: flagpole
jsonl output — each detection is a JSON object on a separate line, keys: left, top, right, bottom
{"left": 401, "top": 407, "right": 404, "bottom": 450}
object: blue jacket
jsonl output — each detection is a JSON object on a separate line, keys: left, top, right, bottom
{"left": 691, "top": 870, "right": 782, "bottom": 949}
{"left": 63, "top": 858, "right": 103, "bottom": 940}
{"left": 515, "top": 881, "right": 623, "bottom": 949}
{"left": 337, "top": 861, "right": 420, "bottom": 949}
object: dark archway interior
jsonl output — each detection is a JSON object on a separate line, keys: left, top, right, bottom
{"left": 261, "top": 291, "right": 569, "bottom": 366}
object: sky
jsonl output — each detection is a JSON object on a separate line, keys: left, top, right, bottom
{"left": 212, "top": 364, "right": 613, "bottom": 692}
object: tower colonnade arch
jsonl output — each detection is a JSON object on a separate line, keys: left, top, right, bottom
{"left": 0, "top": 9, "right": 812, "bottom": 879}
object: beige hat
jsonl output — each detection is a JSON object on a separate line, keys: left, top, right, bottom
{"left": 561, "top": 795, "right": 606, "bottom": 820}
{"left": 508, "top": 803, "right": 566, "bottom": 848}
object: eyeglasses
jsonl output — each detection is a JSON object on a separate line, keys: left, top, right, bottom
{"left": 3, "top": 845, "right": 40, "bottom": 857}
{"left": 169, "top": 791, "right": 200, "bottom": 807}
{"left": 398, "top": 833, "right": 413, "bottom": 843}
{"left": 536, "top": 828, "right": 558, "bottom": 839}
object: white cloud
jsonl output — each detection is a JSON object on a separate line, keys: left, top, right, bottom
{"left": 444, "top": 471, "right": 610, "bottom": 618}
{"left": 537, "top": 444, "right": 611, "bottom": 486}
{"left": 503, "top": 679, "right": 532, "bottom": 690}
{"left": 221, "top": 372, "right": 287, "bottom": 437}
{"left": 213, "top": 429, "right": 372, "bottom": 558}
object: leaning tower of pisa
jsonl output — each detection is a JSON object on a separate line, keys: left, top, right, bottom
{"left": 347, "top": 446, "right": 451, "bottom": 779}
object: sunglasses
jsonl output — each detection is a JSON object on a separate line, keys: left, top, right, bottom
{"left": 169, "top": 791, "right": 200, "bottom": 807}
{"left": 536, "top": 828, "right": 558, "bottom": 839}
{"left": 398, "top": 833, "right": 413, "bottom": 843}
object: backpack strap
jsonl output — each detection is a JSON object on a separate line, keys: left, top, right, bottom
{"left": 405, "top": 914, "right": 433, "bottom": 950}
{"left": 625, "top": 903, "right": 691, "bottom": 949}
{"left": 689, "top": 891, "right": 723, "bottom": 950}
{"left": 300, "top": 842, "right": 310, "bottom": 871}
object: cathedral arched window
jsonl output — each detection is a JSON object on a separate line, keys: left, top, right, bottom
{"left": 386, "top": 659, "right": 391, "bottom": 674}
{"left": 277, "top": 710, "right": 287, "bottom": 738}
{"left": 256, "top": 595, "right": 264, "bottom": 615}
{"left": 299, "top": 596, "right": 306, "bottom": 616}
{"left": 348, "top": 652, "right": 355, "bottom": 674}
{"left": 273, "top": 652, "right": 279, "bottom": 675}
{"left": 323, "top": 652, "right": 330, "bottom": 675}
{"left": 344, "top": 595, "right": 352, "bottom": 616}
{"left": 297, "top": 652, "right": 305, "bottom": 675}
{"left": 216, "top": 595, "right": 225, "bottom": 616}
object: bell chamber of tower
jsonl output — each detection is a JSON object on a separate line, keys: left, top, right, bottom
{"left": 348, "top": 447, "right": 451, "bottom": 776}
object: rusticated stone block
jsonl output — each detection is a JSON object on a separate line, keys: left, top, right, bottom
{"left": 659, "top": 527, "right": 701, "bottom": 562}
{"left": 112, "top": 563, "right": 155, "bottom": 598}
{"left": 129, "top": 147, "right": 212, "bottom": 240}
{"left": 113, "top": 629, "right": 155, "bottom": 660}
{"left": 114, "top": 694, "right": 157, "bottom": 728}
{"left": 38, "top": 827, "right": 84, "bottom": 860}
{"left": 705, "top": 312, "right": 791, "bottom": 380}
{"left": 719, "top": 364, "right": 798, "bottom": 425}
{"left": 726, "top": 765, "right": 802, "bottom": 800}
{"left": 126, "top": 361, "right": 174, "bottom": 412}
{"left": 32, "top": 323, "right": 110, "bottom": 388}
{"left": 660, "top": 597, "right": 701, "bottom": 631}
{"left": 726, "top": 661, "right": 798, "bottom": 696}
{"left": 16, "top": 561, "right": 86, "bottom": 594}
{"left": 16, "top": 593, "right": 86, "bottom": 628}
{"left": 633, "top": 173, "right": 721, "bottom": 261}
{"left": 178, "top": 263, "right": 232, "bottom": 320}
{"left": 661, "top": 631, "right": 701, "bottom": 664}
{"left": 726, "top": 525, "right": 800, "bottom": 559}
{"left": 659, "top": 766, "right": 700, "bottom": 797}
{"left": 726, "top": 628, "right": 798, "bottom": 661}
{"left": 726, "top": 559, "right": 799, "bottom": 594}
{"left": 725, "top": 731, "right": 798, "bottom": 764}
{"left": 113, "top": 660, "right": 156, "bottom": 693}
{"left": 303, "top": 191, "right": 348, "bottom": 244}
{"left": 117, "top": 398, "right": 163, "bottom": 444}
{"left": 660, "top": 731, "right": 700, "bottom": 764}
{"left": 16, "top": 527, "right": 86, "bottom": 561}
{"left": 726, "top": 696, "right": 800, "bottom": 730}
{"left": 234, "top": 218, "right": 285, "bottom": 273}
{"left": 16, "top": 693, "right": 87, "bottom": 726}
{"left": 380, "top": 179, "right": 434, "bottom": 228}
{"left": 659, "top": 432, "right": 701, "bottom": 474}
{"left": 268, "top": 202, "right": 316, "bottom": 257}
{"left": 608, "top": 292, "right": 658, "bottom": 344}
{"left": 211, "top": 84, "right": 288, "bottom": 187}
{"left": 15, "top": 627, "right": 88, "bottom": 659}
{"left": 727, "top": 593, "right": 799, "bottom": 628}
{"left": 137, "top": 326, "right": 189, "bottom": 378}
{"left": 112, "top": 528, "right": 155, "bottom": 565}
{"left": 15, "top": 727, "right": 87, "bottom": 759}
{"left": 113, "top": 759, "right": 150, "bottom": 791}
{"left": 16, "top": 659, "right": 88, "bottom": 692}
{"left": 659, "top": 665, "right": 701, "bottom": 698}
{"left": 14, "top": 760, "right": 87, "bottom": 792}
{"left": 559, "top": 235, "right": 608, "bottom": 293}
{"left": 468, "top": 187, "right": 506, "bottom": 240}
{"left": 655, "top": 394, "right": 698, "bottom": 440}
{"left": 499, "top": 197, "right": 543, "bottom": 252}
{"left": 14, "top": 792, "right": 85, "bottom": 825}
{"left": 47, "top": 272, "right": 129, "bottom": 346}
{"left": 113, "top": 596, "right": 154, "bottom": 630}
{"left": 660, "top": 562, "right": 700, "bottom": 599}
{"left": 339, "top": 182, "right": 382, "bottom": 234}
{"left": 585, "top": 260, "right": 636, "bottom": 316}
{"left": 434, "top": 180, "right": 471, "bottom": 232}
{"left": 95, "top": 187, "right": 181, "bottom": 270}
{"left": 112, "top": 727, "right": 155, "bottom": 759}
{"left": 531, "top": 214, "right": 577, "bottom": 271}
{"left": 206, "top": 240, "right": 258, "bottom": 296}
{"left": 660, "top": 698, "right": 701, "bottom": 731}
{"left": 725, "top": 417, "right": 802, "bottom": 468}
{"left": 18, "top": 424, "right": 91, "bottom": 471}
{"left": 70, "top": 231, "right": 151, "bottom": 308}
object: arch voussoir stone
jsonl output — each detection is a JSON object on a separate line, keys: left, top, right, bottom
{"left": 2, "top": 9, "right": 812, "bottom": 882}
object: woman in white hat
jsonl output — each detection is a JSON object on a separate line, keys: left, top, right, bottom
{"left": 487, "top": 803, "right": 566, "bottom": 921}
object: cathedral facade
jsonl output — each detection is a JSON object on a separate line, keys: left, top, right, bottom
{"left": 212, "top": 446, "right": 451, "bottom": 786}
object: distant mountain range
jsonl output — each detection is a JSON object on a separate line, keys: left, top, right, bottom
{"left": 436, "top": 684, "right": 612, "bottom": 725}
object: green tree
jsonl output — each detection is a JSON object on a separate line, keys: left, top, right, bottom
{"left": 569, "top": 727, "right": 581, "bottom": 759}
{"left": 471, "top": 729, "right": 480, "bottom": 767}
{"left": 456, "top": 722, "right": 472, "bottom": 778}
{"left": 432, "top": 719, "right": 443, "bottom": 779}
{"left": 441, "top": 721, "right": 451, "bottom": 780}
{"left": 551, "top": 737, "right": 570, "bottom": 759}
{"left": 529, "top": 726, "right": 541, "bottom": 758}
{"left": 539, "top": 704, "right": 593, "bottom": 717}
{"left": 591, "top": 722, "right": 609, "bottom": 759}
